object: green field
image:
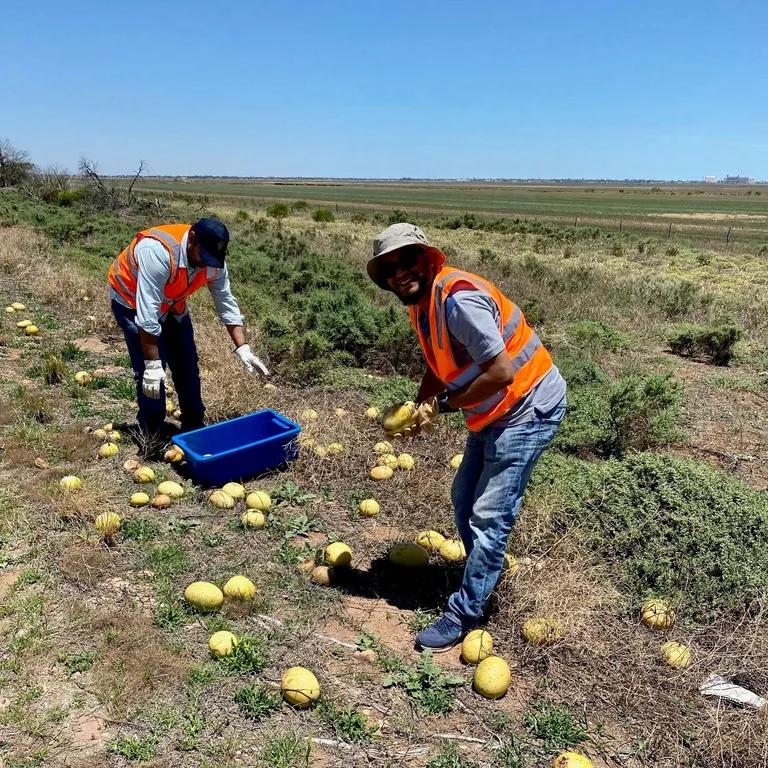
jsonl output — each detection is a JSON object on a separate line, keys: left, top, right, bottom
{"left": 123, "top": 178, "right": 768, "bottom": 248}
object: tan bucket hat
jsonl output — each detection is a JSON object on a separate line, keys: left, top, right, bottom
{"left": 367, "top": 222, "right": 446, "bottom": 291}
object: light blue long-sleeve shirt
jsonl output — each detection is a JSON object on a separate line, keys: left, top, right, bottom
{"left": 110, "top": 231, "right": 244, "bottom": 336}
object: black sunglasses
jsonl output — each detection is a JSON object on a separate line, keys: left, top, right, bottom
{"left": 379, "top": 248, "right": 420, "bottom": 279}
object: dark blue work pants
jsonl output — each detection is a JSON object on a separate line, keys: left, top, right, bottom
{"left": 111, "top": 300, "right": 205, "bottom": 433}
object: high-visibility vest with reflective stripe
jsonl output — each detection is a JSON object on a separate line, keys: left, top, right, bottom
{"left": 408, "top": 267, "right": 553, "bottom": 432}
{"left": 108, "top": 224, "right": 210, "bottom": 318}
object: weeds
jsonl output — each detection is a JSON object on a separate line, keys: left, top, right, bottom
{"left": 234, "top": 682, "right": 281, "bottom": 720}
{"left": 523, "top": 700, "right": 590, "bottom": 752}
{"left": 109, "top": 735, "right": 157, "bottom": 762}
{"left": 220, "top": 634, "right": 270, "bottom": 674}
{"left": 122, "top": 518, "right": 160, "bottom": 541}
{"left": 382, "top": 651, "right": 464, "bottom": 714}
{"left": 146, "top": 543, "right": 189, "bottom": 577}
{"left": 318, "top": 700, "right": 377, "bottom": 743}
{"left": 427, "top": 741, "right": 478, "bottom": 768}
{"left": 59, "top": 650, "right": 97, "bottom": 675}
{"left": 259, "top": 731, "right": 310, "bottom": 768}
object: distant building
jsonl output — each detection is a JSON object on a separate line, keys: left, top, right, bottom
{"left": 722, "top": 175, "right": 755, "bottom": 185}
{"left": 704, "top": 176, "right": 717, "bottom": 184}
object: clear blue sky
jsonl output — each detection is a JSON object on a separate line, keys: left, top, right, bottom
{"left": 3, "top": 0, "right": 766, "bottom": 179}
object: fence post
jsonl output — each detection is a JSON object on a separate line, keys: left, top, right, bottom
{"left": 726, "top": 226, "right": 732, "bottom": 245}
{"left": 667, "top": 222, "right": 672, "bottom": 239}
{"left": 619, "top": 218, "right": 623, "bottom": 233}
{"left": 574, "top": 216, "right": 578, "bottom": 226}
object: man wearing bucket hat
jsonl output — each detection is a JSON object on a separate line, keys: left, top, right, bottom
{"left": 369, "top": 222, "right": 566, "bottom": 651}
{"left": 109, "top": 218, "right": 269, "bottom": 437}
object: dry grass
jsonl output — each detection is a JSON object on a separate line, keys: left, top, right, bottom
{"left": 2, "top": 211, "right": 768, "bottom": 767}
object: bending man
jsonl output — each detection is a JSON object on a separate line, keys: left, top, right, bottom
{"left": 108, "top": 218, "right": 268, "bottom": 436}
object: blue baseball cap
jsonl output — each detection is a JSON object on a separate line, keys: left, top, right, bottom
{"left": 191, "top": 218, "right": 229, "bottom": 268}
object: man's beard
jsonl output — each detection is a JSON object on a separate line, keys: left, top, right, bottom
{"left": 396, "top": 276, "right": 428, "bottom": 305}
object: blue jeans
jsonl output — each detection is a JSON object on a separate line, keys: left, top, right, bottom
{"left": 111, "top": 300, "right": 205, "bottom": 433}
{"left": 446, "top": 400, "right": 566, "bottom": 626}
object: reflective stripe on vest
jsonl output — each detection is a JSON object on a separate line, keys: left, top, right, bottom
{"left": 409, "top": 267, "right": 553, "bottom": 432}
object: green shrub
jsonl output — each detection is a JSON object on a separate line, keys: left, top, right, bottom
{"left": 426, "top": 741, "right": 478, "bottom": 768}
{"left": 382, "top": 651, "right": 464, "bottom": 714}
{"left": 266, "top": 202, "right": 289, "bottom": 220}
{"left": 291, "top": 200, "right": 309, "bottom": 211}
{"left": 568, "top": 320, "right": 632, "bottom": 353}
{"left": 312, "top": 208, "right": 335, "bottom": 223}
{"left": 530, "top": 451, "right": 768, "bottom": 621}
{"left": 555, "top": 357, "right": 682, "bottom": 458}
{"left": 234, "top": 209, "right": 250, "bottom": 222}
{"left": 318, "top": 701, "right": 377, "bottom": 743}
{"left": 668, "top": 322, "right": 743, "bottom": 366}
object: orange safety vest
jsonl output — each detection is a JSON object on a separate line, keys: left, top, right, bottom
{"left": 108, "top": 224, "right": 211, "bottom": 318}
{"left": 409, "top": 267, "right": 553, "bottom": 432}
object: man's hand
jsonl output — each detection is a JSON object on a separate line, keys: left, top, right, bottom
{"left": 142, "top": 359, "right": 165, "bottom": 399}
{"left": 234, "top": 344, "right": 270, "bottom": 377}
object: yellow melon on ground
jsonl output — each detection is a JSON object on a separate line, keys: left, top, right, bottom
{"left": 374, "top": 441, "right": 393, "bottom": 454}
{"left": 133, "top": 466, "right": 155, "bottom": 484}
{"left": 209, "top": 630, "right": 238, "bottom": 658}
{"left": 313, "top": 445, "right": 328, "bottom": 458}
{"left": 365, "top": 407, "right": 381, "bottom": 420}
{"left": 123, "top": 458, "right": 140, "bottom": 473}
{"left": 98, "top": 442, "right": 119, "bottom": 458}
{"left": 389, "top": 541, "right": 429, "bottom": 568}
{"left": 311, "top": 565, "right": 333, "bottom": 585}
{"left": 553, "top": 753, "right": 593, "bottom": 768}
{"left": 209, "top": 490, "right": 235, "bottom": 509}
{"left": 92, "top": 428, "right": 107, "bottom": 440}
{"left": 60, "top": 475, "right": 82, "bottom": 491}
{"left": 641, "top": 599, "right": 676, "bottom": 630}
{"left": 108, "top": 430, "right": 122, "bottom": 441}
{"left": 25, "top": 325, "right": 40, "bottom": 335}
{"left": 281, "top": 666, "right": 320, "bottom": 708}
{"left": 377, "top": 453, "right": 399, "bottom": 469}
{"left": 242, "top": 510, "right": 267, "bottom": 529}
{"left": 370, "top": 465, "right": 394, "bottom": 481}
{"left": 223, "top": 575, "right": 256, "bottom": 601}
{"left": 358, "top": 498, "right": 380, "bottom": 517}
{"left": 130, "top": 492, "right": 150, "bottom": 507}
{"left": 95, "top": 512, "right": 121, "bottom": 538}
{"left": 5, "top": 306, "right": 15, "bottom": 314}
{"left": 300, "top": 408, "right": 318, "bottom": 422}
{"left": 462, "top": 629, "right": 493, "bottom": 664}
{"left": 151, "top": 494, "right": 172, "bottom": 509}
{"left": 661, "top": 640, "right": 691, "bottom": 668}
{"left": 11, "top": 302, "right": 26, "bottom": 311}
{"left": 325, "top": 542, "right": 352, "bottom": 567}
{"left": 397, "top": 453, "right": 415, "bottom": 470}
{"left": 246, "top": 491, "right": 271, "bottom": 511}
{"left": 521, "top": 617, "right": 564, "bottom": 646}
{"left": 296, "top": 559, "right": 316, "bottom": 575}
{"left": 327, "top": 442, "right": 345, "bottom": 455}
{"left": 157, "top": 481, "right": 184, "bottom": 499}
{"left": 416, "top": 530, "right": 445, "bottom": 552}
{"left": 74, "top": 371, "right": 93, "bottom": 385}
{"left": 16, "top": 319, "right": 32, "bottom": 329}
{"left": 165, "top": 401, "right": 176, "bottom": 415}
{"left": 164, "top": 445, "right": 185, "bottom": 463}
{"left": 473, "top": 656, "right": 511, "bottom": 699}
{"left": 439, "top": 539, "right": 467, "bottom": 562}
{"left": 184, "top": 581, "right": 224, "bottom": 612}
{"left": 450, "top": 453, "right": 464, "bottom": 469}
{"left": 222, "top": 482, "right": 245, "bottom": 500}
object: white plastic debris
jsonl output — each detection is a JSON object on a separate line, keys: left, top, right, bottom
{"left": 700, "top": 674, "right": 767, "bottom": 709}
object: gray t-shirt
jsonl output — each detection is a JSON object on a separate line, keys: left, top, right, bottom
{"left": 426, "top": 290, "right": 566, "bottom": 427}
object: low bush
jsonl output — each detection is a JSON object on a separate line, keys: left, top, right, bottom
{"left": 554, "top": 356, "right": 682, "bottom": 458}
{"left": 530, "top": 451, "right": 768, "bottom": 621}
{"left": 312, "top": 208, "right": 335, "bottom": 223}
{"left": 668, "top": 322, "right": 743, "bottom": 366}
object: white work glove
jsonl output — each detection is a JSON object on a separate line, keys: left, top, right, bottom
{"left": 142, "top": 359, "right": 165, "bottom": 399}
{"left": 234, "top": 344, "right": 270, "bottom": 377}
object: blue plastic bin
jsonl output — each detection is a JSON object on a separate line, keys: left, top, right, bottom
{"left": 172, "top": 409, "right": 301, "bottom": 486}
